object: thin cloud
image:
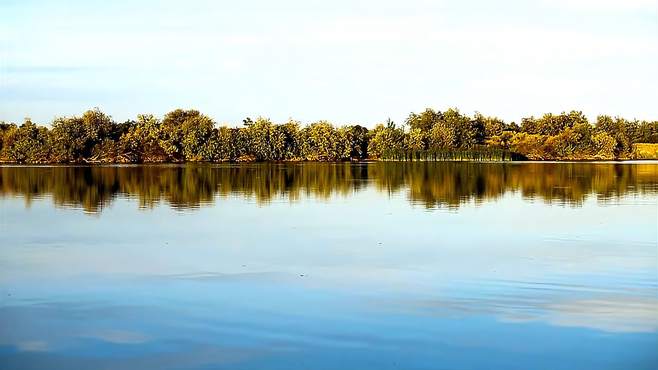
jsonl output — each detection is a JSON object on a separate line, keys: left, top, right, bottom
{"left": 2, "top": 66, "right": 93, "bottom": 74}
{"left": 542, "top": 0, "right": 657, "bottom": 13}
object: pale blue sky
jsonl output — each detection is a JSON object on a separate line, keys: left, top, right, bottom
{"left": 1, "top": 0, "right": 656, "bottom": 126}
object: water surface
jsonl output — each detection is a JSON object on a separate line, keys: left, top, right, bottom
{"left": 1, "top": 163, "right": 657, "bottom": 370}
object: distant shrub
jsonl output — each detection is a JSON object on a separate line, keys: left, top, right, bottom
{"left": 632, "top": 143, "right": 658, "bottom": 160}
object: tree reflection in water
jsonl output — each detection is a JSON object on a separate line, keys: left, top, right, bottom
{"left": 0, "top": 163, "right": 656, "bottom": 213}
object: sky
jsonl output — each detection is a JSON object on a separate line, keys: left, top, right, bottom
{"left": 1, "top": 0, "right": 657, "bottom": 127}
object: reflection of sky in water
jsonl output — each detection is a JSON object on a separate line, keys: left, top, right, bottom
{"left": 1, "top": 169, "right": 657, "bottom": 370}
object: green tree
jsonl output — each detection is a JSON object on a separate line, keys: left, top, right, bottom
{"left": 405, "top": 128, "right": 425, "bottom": 152}
{"left": 523, "top": 111, "right": 588, "bottom": 136}
{"left": 231, "top": 128, "right": 251, "bottom": 161}
{"left": 428, "top": 121, "right": 456, "bottom": 149}
{"left": 474, "top": 112, "right": 505, "bottom": 142}
{"left": 245, "top": 118, "right": 275, "bottom": 161}
{"left": 277, "top": 120, "right": 304, "bottom": 160}
{"left": 302, "top": 121, "right": 347, "bottom": 161}
{"left": 368, "top": 120, "right": 405, "bottom": 159}
{"left": 119, "top": 114, "right": 167, "bottom": 162}
{"left": 443, "top": 108, "right": 478, "bottom": 148}
{"left": 405, "top": 108, "right": 441, "bottom": 148}
{"left": 591, "top": 131, "right": 616, "bottom": 160}
{"left": 160, "top": 109, "right": 216, "bottom": 161}
{"left": 486, "top": 131, "right": 515, "bottom": 150}
{"left": 636, "top": 121, "right": 658, "bottom": 143}
{"left": 50, "top": 108, "right": 115, "bottom": 162}
{"left": 595, "top": 115, "right": 633, "bottom": 157}
{"left": 0, "top": 119, "right": 49, "bottom": 163}
{"left": 212, "top": 126, "right": 234, "bottom": 161}
{"left": 544, "top": 123, "right": 593, "bottom": 159}
{"left": 510, "top": 132, "right": 545, "bottom": 160}
{"left": 343, "top": 125, "right": 370, "bottom": 160}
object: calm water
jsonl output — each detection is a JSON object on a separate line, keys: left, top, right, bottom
{"left": 1, "top": 162, "right": 657, "bottom": 370}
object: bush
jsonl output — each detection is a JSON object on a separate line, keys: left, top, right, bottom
{"left": 632, "top": 143, "right": 658, "bottom": 160}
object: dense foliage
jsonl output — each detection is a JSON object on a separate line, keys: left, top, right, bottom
{"left": 1, "top": 108, "right": 657, "bottom": 163}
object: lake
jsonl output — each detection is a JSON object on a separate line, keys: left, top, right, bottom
{"left": 0, "top": 162, "right": 657, "bottom": 370}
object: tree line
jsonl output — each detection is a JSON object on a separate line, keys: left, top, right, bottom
{"left": 1, "top": 108, "right": 657, "bottom": 163}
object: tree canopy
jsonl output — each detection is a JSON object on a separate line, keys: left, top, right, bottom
{"left": 1, "top": 108, "right": 656, "bottom": 163}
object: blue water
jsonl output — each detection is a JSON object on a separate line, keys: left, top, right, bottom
{"left": 0, "top": 163, "right": 656, "bottom": 369}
